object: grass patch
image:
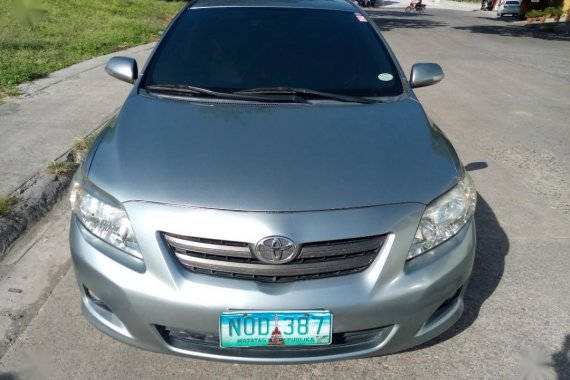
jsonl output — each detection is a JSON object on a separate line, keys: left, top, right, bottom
{"left": 47, "top": 161, "right": 78, "bottom": 175}
{"left": 0, "top": 0, "right": 186, "bottom": 97}
{"left": 70, "top": 132, "right": 99, "bottom": 163}
{"left": 48, "top": 132, "right": 98, "bottom": 175}
{"left": 71, "top": 134, "right": 98, "bottom": 159}
{"left": 0, "top": 196, "right": 15, "bottom": 217}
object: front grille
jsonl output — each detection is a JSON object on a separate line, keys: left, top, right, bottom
{"left": 163, "top": 233, "right": 385, "bottom": 283}
{"left": 156, "top": 325, "right": 390, "bottom": 350}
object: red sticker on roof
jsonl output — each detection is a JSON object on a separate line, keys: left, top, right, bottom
{"left": 355, "top": 13, "right": 368, "bottom": 22}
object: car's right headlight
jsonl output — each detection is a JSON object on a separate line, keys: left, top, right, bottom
{"left": 407, "top": 172, "right": 476, "bottom": 260}
{"left": 70, "top": 173, "right": 142, "bottom": 260}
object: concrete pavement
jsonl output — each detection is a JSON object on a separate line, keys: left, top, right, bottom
{"left": 0, "top": 43, "right": 155, "bottom": 197}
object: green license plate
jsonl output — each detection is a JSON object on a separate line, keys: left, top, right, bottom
{"left": 219, "top": 310, "right": 332, "bottom": 348}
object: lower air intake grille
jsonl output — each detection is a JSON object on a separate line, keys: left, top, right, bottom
{"left": 156, "top": 325, "right": 390, "bottom": 350}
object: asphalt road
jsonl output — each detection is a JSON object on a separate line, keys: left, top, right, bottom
{"left": 1, "top": 8, "right": 570, "bottom": 380}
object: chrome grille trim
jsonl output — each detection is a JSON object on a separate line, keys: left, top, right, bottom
{"left": 164, "top": 234, "right": 251, "bottom": 258}
{"left": 163, "top": 233, "right": 385, "bottom": 282}
{"left": 174, "top": 252, "right": 376, "bottom": 276}
{"left": 300, "top": 236, "right": 386, "bottom": 259}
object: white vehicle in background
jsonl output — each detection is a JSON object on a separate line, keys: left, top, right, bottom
{"left": 497, "top": 0, "right": 520, "bottom": 17}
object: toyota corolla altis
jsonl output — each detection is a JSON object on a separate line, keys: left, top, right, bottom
{"left": 69, "top": 0, "right": 476, "bottom": 363}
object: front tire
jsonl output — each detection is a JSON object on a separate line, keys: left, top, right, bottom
{"left": 405, "top": 6, "right": 412, "bottom": 12}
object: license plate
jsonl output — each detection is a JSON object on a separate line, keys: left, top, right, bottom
{"left": 219, "top": 310, "right": 332, "bottom": 348}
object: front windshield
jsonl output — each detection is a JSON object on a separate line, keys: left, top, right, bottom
{"left": 143, "top": 7, "right": 403, "bottom": 98}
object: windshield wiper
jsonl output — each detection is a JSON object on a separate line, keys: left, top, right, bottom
{"left": 144, "top": 84, "right": 307, "bottom": 103}
{"left": 234, "top": 87, "right": 378, "bottom": 104}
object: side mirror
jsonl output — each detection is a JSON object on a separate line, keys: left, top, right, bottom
{"left": 409, "top": 63, "right": 444, "bottom": 89}
{"left": 105, "top": 57, "right": 138, "bottom": 84}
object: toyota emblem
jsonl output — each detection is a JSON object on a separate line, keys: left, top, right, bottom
{"left": 255, "top": 237, "right": 298, "bottom": 264}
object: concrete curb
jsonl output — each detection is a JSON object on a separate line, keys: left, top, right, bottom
{"left": 0, "top": 164, "right": 74, "bottom": 260}
{"left": 0, "top": 118, "right": 111, "bottom": 261}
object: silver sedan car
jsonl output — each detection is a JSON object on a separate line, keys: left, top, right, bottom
{"left": 69, "top": 0, "right": 476, "bottom": 363}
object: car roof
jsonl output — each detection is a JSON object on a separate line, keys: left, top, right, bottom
{"left": 189, "top": 0, "right": 356, "bottom": 12}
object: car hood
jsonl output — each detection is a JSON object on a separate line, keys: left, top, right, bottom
{"left": 88, "top": 94, "right": 460, "bottom": 211}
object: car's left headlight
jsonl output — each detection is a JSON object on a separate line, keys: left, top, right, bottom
{"left": 408, "top": 171, "right": 476, "bottom": 260}
{"left": 70, "top": 173, "right": 142, "bottom": 260}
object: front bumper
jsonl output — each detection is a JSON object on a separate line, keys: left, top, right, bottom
{"left": 70, "top": 202, "right": 475, "bottom": 364}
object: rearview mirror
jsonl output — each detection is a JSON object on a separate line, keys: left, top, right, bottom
{"left": 105, "top": 57, "right": 138, "bottom": 84}
{"left": 409, "top": 63, "right": 444, "bottom": 89}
